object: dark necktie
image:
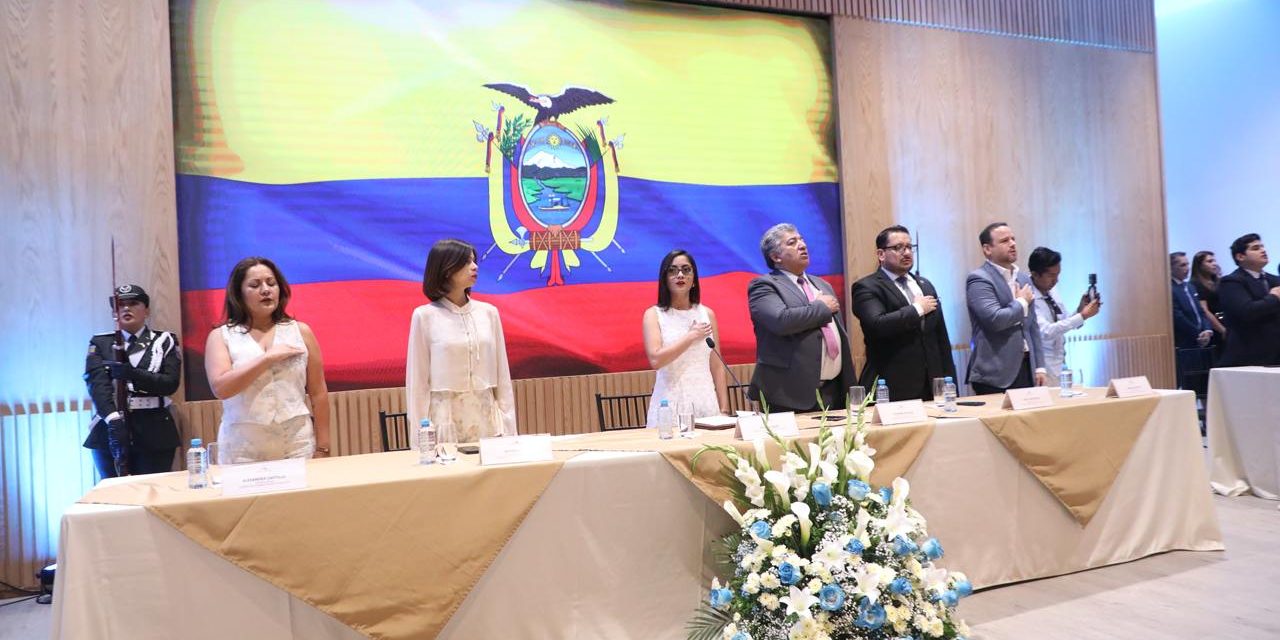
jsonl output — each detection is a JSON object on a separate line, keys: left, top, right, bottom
{"left": 1182, "top": 283, "right": 1202, "bottom": 330}
{"left": 895, "top": 275, "right": 916, "bottom": 303}
{"left": 1043, "top": 294, "right": 1063, "bottom": 321}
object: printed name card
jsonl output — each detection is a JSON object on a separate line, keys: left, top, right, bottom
{"left": 736, "top": 412, "right": 798, "bottom": 440}
{"left": 479, "top": 434, "right": 553, "bottom": 466}
{"left": 1107, "top": 376, "right": 1155, "bottom": 398}
{"left": 1002, "top": 386, "right": 1055, "bottom": 411}
{"left": 221, "top": 458, "right": 307, "bottom": 496}
{"left": 872, "top": 399, "right": 928, "bottom": 426}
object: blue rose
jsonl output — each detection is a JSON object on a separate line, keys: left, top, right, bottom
{"left": 853, "top": 597, "right": 886, "bottom": 630}
{"left": 709, "top": 586, "right": 733, "bottom": 608}
{"left": 880, "top": 486, "right": 893, "bottom": 503}
{"left": 749, "top": 520, "right": 771, "bottom": 540}
{"left": 920, "top": 538, "right": 944, "bottom": 560}
{"left": 777, "top": 562, "right": 800, "bottom": 585}
{"left": 818, "top": 583, "right": 846, "bottom": 611}
{"left": 932, "top": 589, "right": 959, "bottom": 607}
{"left": 846, "top": 479, "right": 870, "bottom": 500}
{"left": 954, "top": 578, "right": 973, "bottom": 598}
{"left": 888, "top": 576, "right": 913, "bottom": 595}
{"left": 812, "top": 482, "right": 833, "bottom": 507}
{"left": 892, "top": 535, "right": 918, "bottom": 556}
{"left": 731, "top": 632, "right": 752, "bottom": 640}
{"left": 844, "top": 538, "right": 865, "bottom": 555}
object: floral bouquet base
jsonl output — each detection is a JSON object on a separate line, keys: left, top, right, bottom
{"left": 687, "top": 396, "right": 971, "bottom": 640}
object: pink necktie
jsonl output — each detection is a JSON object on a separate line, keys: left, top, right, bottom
{"left": 798, "top": 277, "right": 839, "bottom": 359}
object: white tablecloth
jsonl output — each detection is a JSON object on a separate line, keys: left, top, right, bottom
{"left": 52, "top": 391, "right": 1222, "bottom": 638}
{"left": 1207, "top": 366, "right": 1280, "bottom": 499}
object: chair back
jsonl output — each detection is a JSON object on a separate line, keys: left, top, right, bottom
{"left": 379, "top": 411, "right": 411, "bottom": 452}
{"left": 726, "top": 383, "right": 754, "bottom": 413}
{"left": 594, "top": 392, "right": 652, "bottom": 431}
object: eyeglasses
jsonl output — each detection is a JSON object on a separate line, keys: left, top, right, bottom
{"left": 666, "top": 265, "right": 695, "bottom": 276}
{"left": 882, "top": 243, "right": 913, "bottom": 254}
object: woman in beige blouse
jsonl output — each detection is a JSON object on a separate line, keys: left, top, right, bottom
{"left": 406, "top": 239, "right": 517, "bottom": 446}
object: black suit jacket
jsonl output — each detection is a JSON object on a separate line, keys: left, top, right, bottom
{"left": 747, "top": 271, "right": 857, "bottom": 411}
{"left": 852, "top": 270, "right": 956, "bottom": 401}
{"left": 1170, "top": 279, "right": 1208, "bottom": 349}
{"left": 1217, "top": 268, "right": 1280, "bottom": 366}
{"left": 83, "top": 327, "right": 182, "bottom": 451}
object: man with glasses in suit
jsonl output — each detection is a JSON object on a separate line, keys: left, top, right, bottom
{"left": 851, "top": 225, "right": 956, "bottom": 401}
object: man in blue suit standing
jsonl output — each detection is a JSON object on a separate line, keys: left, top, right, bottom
{"left": 1170, "top": 251, "right": 1213, "bottom": 350}
{"left": 965, "top": 222, "right": 1047, "bottom": 395}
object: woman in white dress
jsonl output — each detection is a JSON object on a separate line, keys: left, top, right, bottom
{"left": 643, "top": 249, "right": 731, "bottom": 426}
{"left": 406, "top": 239, "right": 517, "bottom": 446}
{"left": 204, "top": 257, "right": 332, "bottom": 463}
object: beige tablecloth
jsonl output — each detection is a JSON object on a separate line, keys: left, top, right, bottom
{"left": 1206, "top": 366, "right": 1280, "bottom": 498}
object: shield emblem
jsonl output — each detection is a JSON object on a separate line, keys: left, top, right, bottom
{"left": 518, "top": 123, "right": 589, "bottom": 228}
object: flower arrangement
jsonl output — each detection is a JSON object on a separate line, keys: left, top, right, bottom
{"left": 687, "top": 393, "right": 971, "bottom": 640}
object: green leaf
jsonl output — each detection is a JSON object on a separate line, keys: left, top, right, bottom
{"left": 685, "top": 603, "right": 733, "bottom": 640}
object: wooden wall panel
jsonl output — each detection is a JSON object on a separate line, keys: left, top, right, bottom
{"left": 833, "top": 16, "right": 1174, "bottom": 386}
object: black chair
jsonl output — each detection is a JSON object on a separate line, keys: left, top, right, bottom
{"left": 726, "top": 383, "right": 753, "bottom": 413}
{"left": 594, "top": 392, "right": 652, "bottom": 431}
{"left": 379, "top": 411, "right": 411, "bottom": 452}
{"left": 1175, "top": 347, "right": 1215, "bottom": 436}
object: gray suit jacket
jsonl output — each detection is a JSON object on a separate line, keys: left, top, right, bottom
{"left": 747, "top": 270, "right": 856, "bottom": 411}
{"left": 965, "top": 262, "right": 1044, "bottom": 389}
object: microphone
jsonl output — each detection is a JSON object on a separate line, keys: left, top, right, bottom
{"left": 705, "top": 337, "right": 746, "bottom": 389}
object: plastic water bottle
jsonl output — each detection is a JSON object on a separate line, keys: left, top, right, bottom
{"left": 875, "top": 380, "right": 891, "bottom": 405}
{"left": 1059, "top": 365, "right": 1074, "bottom": 397}
{"left": 187, "top": 438, "right": 208, "bottom": 489}
{"left": 418, "top": 419, "right": 438, "bottom": 465}
{"left": 943, "top": 377, "right": 958, "bottom": 413}
{"left": 656, "top": 400, "right": 675, "bottom": 440}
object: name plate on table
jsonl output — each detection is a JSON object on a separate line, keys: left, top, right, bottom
{"left": 1001, "top": 386, "right": 1055, "bottom": 411}
{"left": 221, "top": 458, "right": 307, "bottom": 497}
{"left": 872, "top": 400, "right": 927, "bottom": 425}
{"left": 1107, "top": 376, "right": 1154, "bottom": 398}
{"left": 479, "top": 434, "right": 553, "bottom": 466}
{"left": 736, "top": 412, "right": 798, "bottom": 440}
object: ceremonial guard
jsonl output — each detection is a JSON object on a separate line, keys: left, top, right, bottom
{"left": 83, "top": 284, "right": 182, "bottom": 477}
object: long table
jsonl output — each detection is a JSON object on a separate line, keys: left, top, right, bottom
{"left": 51, "top": 390, "right": 1222, "bottom": 639}
{"left": 1207, "top": 366, "right": 1280, "bottom": 499}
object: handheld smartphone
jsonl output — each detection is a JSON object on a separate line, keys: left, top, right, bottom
{"left": 458, "top": 445, "right": 480, "bottom": 455}
{"left": 1087, "top": 273, "right": 1099, "bottom": 302}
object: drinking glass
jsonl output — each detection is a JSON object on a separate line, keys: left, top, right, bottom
{"left": 206, "top": 442, "right": 221, "bottom": 486}
{"left": 436, "top": 421, "right": 459, "bottom": 464}
{"left": 932, "top": 377, "right": 947, "bottom": 408}
{"left": 677, "top": 401, "right": 695, "bottom": 438}
{"left": 848, "top": 385, "right": 867, "bottom": 420}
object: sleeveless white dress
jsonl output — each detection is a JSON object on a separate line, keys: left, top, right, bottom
{"left": 216, "top": 321, "right": 314, "bottom": 463}
{"left": 646, "top": 305, "right": 721, "bottom": 427}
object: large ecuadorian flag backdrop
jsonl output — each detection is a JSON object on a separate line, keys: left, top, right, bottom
{"left": 173, "top": 0, "right": 841, "bottom": 399}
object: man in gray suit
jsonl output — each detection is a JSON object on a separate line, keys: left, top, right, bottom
{"left": 965, "top": 222, "right": 1047, "bottom": 395}
{"left": 747, "top": 223, "right": 856, "bottom": 413}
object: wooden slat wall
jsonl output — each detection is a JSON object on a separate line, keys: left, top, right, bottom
{"left": 833, "top": 15, "right": 1174, "bottom": 387}
{"left": 688, "top": 0, "right": 1155, "bottom": 51}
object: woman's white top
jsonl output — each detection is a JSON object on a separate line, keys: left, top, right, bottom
{"left": 647, "top": 304, "right": 720, "bottom": 427}
{"left": 406, "top": 298, "right": 517, "bottom": 447}
{"left": 218, "top": 320, "right": 311, "bottom": 427}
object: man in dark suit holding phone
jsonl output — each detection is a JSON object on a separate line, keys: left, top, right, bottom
{"left": 851, "top": 225, "right": 956, "bottom": 401}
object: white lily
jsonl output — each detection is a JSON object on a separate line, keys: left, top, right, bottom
{"left": 817, "top": 459, "right": 839, "bottom": 484}
{"left": 806, "top": 443, "right": 821, "bottom": 477}
{"left": 851, "top": 563, "right": 883, "bottom": 602}
{"left": 791, "top": 502, "right": 812, "bottom": 546}
{"left": 764, "top": 470, "right": 792, "bottom": 505}
{"left": 780, "top": 584, "right": 819, "bottom": 618}
{"left": 744, "top": 483, "right": 766, "bottom": 507}
{"left": 922, "top": 566, "right": 950, "bottom": 592}
{"left": 752, "top": 437, "right": 769, "bottom": 466}
{"left": 891, "top": 477, "right": 911, "bottom": 507}
{"left": 882, "top": 504, "right": 914, "bottom": 540}
{"left": 844, "top": 450, "right": 874, "bottom": 481}
{"left": 723, "top": 500, "right": 745, "bottom": 526}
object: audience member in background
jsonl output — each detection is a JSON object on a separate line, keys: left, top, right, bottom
{"left": 1217, "top": 234, "right": 1280, "bottom": 366}
{"left": 747, "top": 223, "right": 856, "bottom": 413}
{"left": 642, "top": 249, "right": 730, "bottom": 426}
{"left": 1028, "top": 247, "right": 1100, "bottom": 376}
{"left": 1170, "top": 252, "right": 1213, "bottom": 350}
{"left": 406, "top": 239, "right": 517, "bottom": 447}
{"left": 83, "top": 284, "right": 182, "bottom": 478}
{"left": 205, "top": 257, "right": 331, "bottom": 462}
{"left": 851, "top": 225, "right": 956, "bottom": 401}
{"left": 965, "top": 222, "right": 1046, "bottom": 395}
{"left": 1190, "top": 250, "right": 1228, "bottom": 344}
